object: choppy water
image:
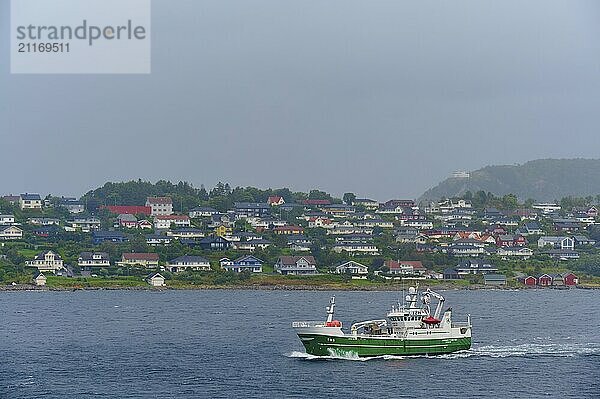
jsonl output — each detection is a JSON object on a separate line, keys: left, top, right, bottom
{"left": 0, "top": 289, "right": 598, "bottom": 398}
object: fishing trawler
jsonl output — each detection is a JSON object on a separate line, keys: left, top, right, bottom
{"left": 292, "top": 286, "right": 472, "bottom": 357}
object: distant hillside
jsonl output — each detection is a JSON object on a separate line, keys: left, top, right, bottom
{"left": 420, "top": 159, "right": 600, "bottom": 202}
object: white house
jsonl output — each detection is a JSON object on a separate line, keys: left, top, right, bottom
{"left": 146, "top": 197, "right": 173, "bottom": 216}
{"left": 532, "top": 203, "right": 561, "bottom": 214}
{"left": 0, "top": 225, "right": 23, "bottom": 240}
{"left": 334, "top": 260, "right": 369, "bottom": 275}
{"left": 148, "top": 273, "right": 166, "bottom": 287}
{"left": 0, "top": 214, "right": 15, "bottom": 225}
{"left": 26, "top": 251, "right": 64, "bottom": 273}
{"left": 274, "top": 256, "right": 317, "bottom": 275}
{"left": 167, "top": 255, "right": 211, "bottom": 272}
{"left": 332, "top": 242, "right": 379, "bottom": 255}
{"left": 496, "top": 247, "right": 534, "bottom": 259}
{"left": 78, "top": 252, "right": 110, "bottom": 268}
{"left": 33, "top": 272, "right": 47, "bottom": 286}
{"left": 153, "top": 215, "right": 191, "bottom": 229}
{"left": 538, "top": 236, "right": 575, "bottom": 250}
{"left": 19, "top": 193, "right": 42, "bottom": 210}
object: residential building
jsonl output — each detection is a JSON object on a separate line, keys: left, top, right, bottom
{"left": 117, "top": 213, "right": 138, "bottom": 228}
{"left": 544, "top": 249, "right": 580, "bottom": 260}
{"left": 19, "top": 193, "right": 42, "bottom": 210}
{"left": 496, "top": 247, "right": 534, "bottom": 259}
{"left": 59, "top": 198, "right": 85, "bottom": 214}
{"left": 118, "top": 253, "right": 160, "bottom": 268}
{"left": 234, "top": 239, "right": 271, "bottom": 251}
{"left": 352, "top": 198, "right": 379, "bottom": 210}
{"left": 384, "top": 260, "right": 426, "bottom": 276}
{"left": 453, "top": 259, "right": 498, "bottom": 275}
{"left": 33, "top": 272, "right": 47, "bottom": 286}
{"left": 234, "top": 202, "right": 271, "bottom": 218}
{"left": 537, "top": 236, "right": 575, "bottom": 250}
{"left": 214, "top": 224, "right": 233, "bottom": 238}
{"left": 573, "top": 236, "right": 596, "bottom": 246}
{"left": 483, "top": 274, "right": 507, "bottom": 286}
{"left": 334, "top": 260, "right": 369, "bottom": 275}
{"left": 167, "top": 255, "right": 211, "bottom": 272}
{"left": 146, "top": 233, "right": 172, "bottom": 246}
{"left": 78, "top": 252, "right": 110, "bottom": 268}
{"left": 28, "top": 217, "right": 60, "bottom": 226}
{"left": 189, "top": 207, "right": 218, "bottom": 218}
{"left": 0, "top": 225, "right": 23, "bottom": 240}
{"left": 275, "top": 256, "right": 317, "bottom": 275}
{"left": 69, "top": 217, "right": 101, "bottom": 232}
{"left": 287, "top": 235, "right": 312, "bottom": 251}
{"left": 332, "top": 242, "right": 379, "bottom": 255}
{"left": 274, "top": 225, "right": 304, "bottom": 235}
{"left": 0, "top": 214, "right": 15, "bottom": 225}
{"left": 532, "top": 203, "right": 561, "bottom": 214}
{"left": 148, "top": 273, "right": 165, "bottom": 287}
{"left": 145, "top": 197, "right": 173, "bottom": 216}
{"left": 267, "top": 196, "right": 285, "bottom": 206}
{"left": 26, "top": 251, "right": 64, "bottom": 272}
{"left": 154, "top": 215, "right": 191, "bottom": 229}
{"left": 167, "top": 228, "right": 205, "bottom": 240}
{"left": 199, "top": 235, "right": 231, "bottom": 250}
{"left": 92, "top": 231, "right": 128, "bottom": 245}
{"left": 220, "top": 255, "right": 264, "bottom": 273}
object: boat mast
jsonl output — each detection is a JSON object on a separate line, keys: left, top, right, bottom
{"left": 326, "top": 296, "right": 335, "bottom": 323}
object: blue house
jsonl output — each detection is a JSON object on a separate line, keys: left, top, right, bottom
{"left": 92, "top": 231, "right": 128, "bottom": 245}
{"left": 220, "top": 255, "right": 264, "bottom": 273}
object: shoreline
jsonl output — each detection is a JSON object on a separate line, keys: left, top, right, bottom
{"left": 0, "top": 283, "right": 597, "bottom": 292}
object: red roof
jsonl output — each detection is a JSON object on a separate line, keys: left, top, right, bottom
{"left": 385, "top": 260, "right": 425, "bottom": 270}
{"left": 103, "top": 205, "right": 151, "bottom": 215}
{"left": 122, "top": 253, "right": 159, "bottom": 261}
{"left": 268, "top": 196, "right": 283, "bottom": 204}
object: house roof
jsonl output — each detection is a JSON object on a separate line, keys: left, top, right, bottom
{"left": 20, "top": 193, "right": 41, "bottom": 200}
{"left": 385, "top": 260, "right": 425, "bottom": 270}
{"left": 169, "top": 255, "right": 209, "bottom": 264}
{"left": 122, "top": 253, "right": 159, "bottom": 261}
{"left": 146, "top": 197, "right": 172, "bottom": 205}
{"left": 79, "top": 252, "right": 109, "bottom": 260}
{"left": 277, "top": 255, "right": 316, "bottom": 265}
{"left": 34, "top": 250, "right": 61, "bottom": 260}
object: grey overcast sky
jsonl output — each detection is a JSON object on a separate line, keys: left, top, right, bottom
{"left": 1, "top": 0, "right": 600, "bottom": 200}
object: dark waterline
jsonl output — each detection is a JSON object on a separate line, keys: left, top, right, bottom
{"left": 1, "top": 289, "right": 598, "bottom": 398}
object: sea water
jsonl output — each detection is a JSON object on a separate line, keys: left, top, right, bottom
{"left": 0, "top": 289, "right": 598, "bottom": 398}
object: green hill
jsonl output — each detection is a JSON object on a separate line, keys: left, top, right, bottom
{"left": 420, "top": 159, "right": 600, "bottom": 202}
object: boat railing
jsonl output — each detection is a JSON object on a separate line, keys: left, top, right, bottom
{"left": 292, "top": 321, "right": 326, "bottom": 328}
{"left": 451, "top": 322, "right": 471, "bottom": 328}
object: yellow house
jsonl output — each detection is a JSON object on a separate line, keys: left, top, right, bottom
{"left": 214, "top": 224, "right": 233, "bottom": 237}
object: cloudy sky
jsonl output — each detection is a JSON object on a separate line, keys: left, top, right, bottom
{"left": 1, "top": 0, "right": 600, "bottom": 200}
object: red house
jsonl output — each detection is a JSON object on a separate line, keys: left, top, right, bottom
{"left": 267, "top": 196, "right": 285, "bottom": 206}
{"left": 537, "top": 274, "right": 553, "bottom": 286}
{"left": 522, "top": 276, "right": 537, "bottom": 286}
{"left": 563, "top": 273, "right": 579, "bottom": 286}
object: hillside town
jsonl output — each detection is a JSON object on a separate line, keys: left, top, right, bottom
{"left": 0, "top": 184, "right": 596, "bottom": 289}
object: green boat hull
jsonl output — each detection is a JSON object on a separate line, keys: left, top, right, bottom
{"left": 298, "top": 334, "right": 472, "bottom": 357}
